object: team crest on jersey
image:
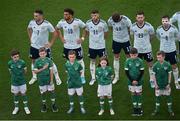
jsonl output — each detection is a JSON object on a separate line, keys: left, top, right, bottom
{"left": 18, "top": 65, "right": 21, "bottom": 68}
{"left": 135, "top": 63, "right": 140, "bottom": 67}
{"left": 144, "top": 29, "right": 147, "bottom": 33}
{"left": 164, "top": 67, "right": 168, "bottom": 70}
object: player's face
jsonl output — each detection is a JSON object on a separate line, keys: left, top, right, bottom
{"left": 100, "top": 60, "right": 107, "bottom": 68}
{"left": 34, "top": 13, "right": 43, "bottom": 21}
{"left": 91, "top": 13, "right": 100, "bottom": 22}
{"left": 157, "top": 55, "right": 164, "bottom": 62}
{"left": 11, "top": 54, "right": 20, "bottom": 62}
{"left": 130, "top": 53, "right": 138, "bottom": 59}
{"left": 136, "top": 14, "right": 145, "bottom": 24}
{"left": 68, "top": 54, "right": 76, "bottom": 62}
{"left": 64, "top": 12, "right": 72, "bottom": 21}
{"left": 39, "top": 51, "right": 47, "bottom": 58}
{"left": 162, "top": 18, "right": 170, "bottom": 27}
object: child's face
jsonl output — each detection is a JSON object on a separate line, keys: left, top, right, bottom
{"left": 130, "top": 53, "right": 138, "bottom": 59}
{"left": 157, "top": 55, "right": 164, "bottom": 62}
{"left": 11, "top": 54, "right": 19, "bottom": 62}
{"left": 100, "top": 60, "right": 107, "bottom": 68}
{"left": 68, "top": 54, "right": 76, "bottom": 62}
{"left": 39, "top": 51, "right": 47, "bottom": 58}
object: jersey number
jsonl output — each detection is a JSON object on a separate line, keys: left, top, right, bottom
{"left": 37, "top": 30, "right": 40, "bottom": 35}
{"left": 68, "top": 29, "right": 73, "bottom": 34}
{"left": 115, "top": 27, "right": 121, "bottom": 31}
{"left": 138, "top": 33, "right": 144, "bottom": 38}
{"left": 93, "top": 30, "right": 98, "bottom": 35}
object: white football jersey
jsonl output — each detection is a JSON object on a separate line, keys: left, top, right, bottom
{"left": 108, "top": 15, "right": 132, "bottom": 43}
{"left": 130, "top": 22, "right": 154, "bottom": 53}
{"left": 156, "top": 25, "right": 179, "bottom": 53}
{"left": 170, "top": 11, "right": 180, "bottom": 31}
{"left": 56, "top": 18, "right": 85, "bottom": 49}
{"left": 85, "top": 19, "right": 108, "bottom": 49}
{"left": 28, "top": 20, "right": 55, "bottom": 49}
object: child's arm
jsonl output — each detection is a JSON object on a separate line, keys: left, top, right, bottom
{"left": 33, "top": 64, "right": 49, "bottom": 74}
{"left": 50, "top": 67, "right": 54, "bottom": 85}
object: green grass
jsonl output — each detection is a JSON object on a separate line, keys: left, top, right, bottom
{"left": 0, "top": 0, "right": 180, "bottom": 120}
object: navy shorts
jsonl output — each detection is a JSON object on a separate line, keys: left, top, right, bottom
{"left": 165, "top": 51, "right": 177, "bottom": 65}
{"left": 88, "top": 48, "right": 107, "bottom": 59}
{"left": 112, "top": 41, "right": 131, "bottom": 54}
{"left": 29, "top": 46, "right": 51, "bottom": 59}
{"left": 138, "top": 52, "right": 153, "bottom": 62}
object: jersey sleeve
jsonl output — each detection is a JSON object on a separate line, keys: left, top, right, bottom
{"left": 85, "top": 23, "right": 89, "bottom": 31}
{"left": 22, "top": 60, "right": 27, "bottom": 69}
{"left": 48, "top": 22, "right": 55, "bottom": 32}
{"left": 49, "top": 59, "right": 53, "bottom": 70}
{"left": 56, "top": 21, "right": 63, "bottom": 29}
{"left": 124, "top": 60, "right": 129, "bottom": 70}
{"left": 149, "top": 25, "right": 155, "bottom": 35}
{"left": 107, "top": 17, "right": 113, "bottom": 27}
{"left": 8, "top": 61, "right": 11, "bottom": 70}
{"left": 139, "top": 59, "right": 144, "bottom": 70}
{"left": 95, "top": 68, "right": 100, "bottom": 79}
{"left": 170, "top": 13, "right": 178, "bottom": 24}
{"left": 78, "top": 19, "right": 86, "bottom": 28}
{"left": 126, "top": 17, "right": 132, "bottom": 27}
{"left": 78, "top": 63, "right": 83, "bottom": 72}
{"left": 174, "top": 27, "right": 179, "bottom": 41}
{"left": 130, "top": 26, "right": 134, "bottom": 35}
{"left": 109, "top": 67, "right": 113, "bottom": 76}
{"left": 27, "top": 20, "right": 33, "bottom": 28}
{"left": 103, "top": 22, "right": 109, "bottom": 32}
{"left": 33, "top": 60, "right": 38, "bottom": 70}
{"left": 156, "top": 29, "right": 160, "bottom": 40}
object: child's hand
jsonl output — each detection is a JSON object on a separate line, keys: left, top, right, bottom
{"left": 132, "top": 80, "right": 138, "bottom": 86}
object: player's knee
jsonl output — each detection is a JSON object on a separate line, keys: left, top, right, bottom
{"left": 172, "top": 64, "right": 177, "bottom": 69}
{"left": 114, "top": 54, "right": 120, "bottom": 59}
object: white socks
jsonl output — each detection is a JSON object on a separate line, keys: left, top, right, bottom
{"left": 52, "top": 62, "right": 61, "bottom": 81}
{"left": 78, "top": 59, "right": 85, "bottom": 77}
{"left": 31, "top": 63, "right": 37, "bottom": 79}
{"left": 173, "top": 68, "right": 179, "bottom": 83}
{"left": 113, "top": 57, "right": 119, "bottom": 79}
{"left": 90, "top": 60, "right": 96, "bottom": 80}
{"left": 149, "top": 67, "right": 153, "bottom": 80}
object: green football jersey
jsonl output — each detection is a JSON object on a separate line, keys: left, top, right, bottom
{"left": 124, "top": 57, "right": 144, "bottom": 86}
{"left": 153, "top": 61, "right": 172, "bottom": 89}
{"left": 34, "top": 57, "right": 53, "bottom": 86}
{"left": 96, "top": 66, "right": 113, "bottom": 85}
{"left": 65, "top": 60, "right": 83, "bottom": 88}
{"left": 8, "top": 59, "right": 26, "bottom": 86}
